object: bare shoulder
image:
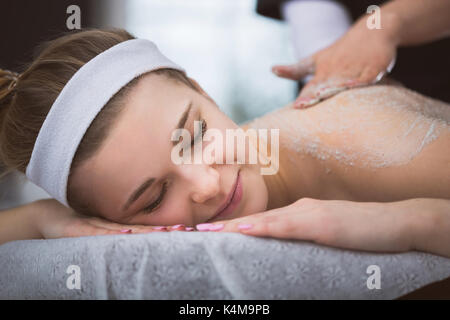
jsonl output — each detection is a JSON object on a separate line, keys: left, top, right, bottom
{"left": 244, "top": 84, "right": 450, "bottom": 200}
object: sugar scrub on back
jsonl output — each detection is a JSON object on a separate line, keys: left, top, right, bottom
{"left": 247, "top": 85, "right": 450, "bottom": 169}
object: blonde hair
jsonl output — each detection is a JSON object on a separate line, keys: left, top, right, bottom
{"left": 0, "top": 28, "right": 199, "bottom": 216}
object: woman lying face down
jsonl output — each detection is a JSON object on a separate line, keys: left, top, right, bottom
{"left": 1, "top": 28, "right": 449, "bottom": 258}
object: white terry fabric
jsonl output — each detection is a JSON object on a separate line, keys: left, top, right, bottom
{"left": 1, "top": 232, "right": 449, "bottom": 299}
{"left": 281, "top": 0, "right": 352, "bottom": 83}
{"left": 25, "top": 39, "right": 185, "bottom": 207}
{"left": 281, "top": 0, "right": 352, "bottom": 61}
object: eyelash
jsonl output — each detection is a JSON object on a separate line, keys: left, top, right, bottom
{"left": 191, "top": 118, "right": 207, "bottom": 146}
{"left": 143, "top": 118, "right": 208, "bottom": 214}
{"left": 143, "top": 181, "right": 168, "bottom": 213}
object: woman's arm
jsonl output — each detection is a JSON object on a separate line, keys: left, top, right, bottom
{"left": 0, "top": 198, "right": 173, "bottom": 246}
{"left": 0, "top": 201, "right": 42, "bottom": 245}
{"left": 405, "top": 198, "right": 450, "bottom": 258}
{"left": 206, "top": 197, "right": 450, "bottom": 258}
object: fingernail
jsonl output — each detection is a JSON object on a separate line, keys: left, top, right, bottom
{"left": 294, "top": 101, "right": 307, "bottom": 108}
{"left": 208, "top": 224, "right": 224, "bottom": 231}
{"left": 345, "top": 79, "right": 358, "bottom": 86}
{"left": 120, "top": 229, "right": 132, "bottom": 233}
{"left": 196, "top": 223, "right": 214, "bottom": 231}
{"left": 185, "top": 227, "right": 195, "bottom": 231}
{"left": 237, "top": 224, "right": 253, "bottom": 230}
{"left": 171, "top": 224, "right": 184, "bottom": 229}
{"left": 294, "top": 97, "right": 312, "bottom": 108}
{"left": 152, "top": 226, "right": 167, "bottom": 231}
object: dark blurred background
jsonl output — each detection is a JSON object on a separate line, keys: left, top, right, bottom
{"left": 0, "top": 0, "right": 105, "bottom": 208}
{"left": 1, "top": 1, "right": 100, "bottom": 71}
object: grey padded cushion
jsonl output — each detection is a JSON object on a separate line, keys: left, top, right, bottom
{"left": 1, "top": 231, "right": 449, "bottom": 299}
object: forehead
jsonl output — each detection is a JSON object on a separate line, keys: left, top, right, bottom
{"left": 96, "top": 73, "right": 187, "bottom": 160}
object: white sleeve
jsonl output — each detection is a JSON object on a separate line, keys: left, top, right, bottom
{"left": 281, "top": 0, "right": 353, "bottom": 61}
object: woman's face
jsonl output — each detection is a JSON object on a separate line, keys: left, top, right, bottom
{"left": 71, "top": 72, "right": 269, "bottom": 227}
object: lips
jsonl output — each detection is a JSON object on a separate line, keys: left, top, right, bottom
{"left": 206, "top": 169, "right": 242, "bottom": 222}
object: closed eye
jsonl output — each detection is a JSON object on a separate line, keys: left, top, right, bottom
{"left": 191, "top": 118, "right": 207, "bottom": 146}
{"left": 142, "top": 181, "right": 168, "bottom": 214}
{"left": 143, "top": 117, "right": 207, "bottom": 215}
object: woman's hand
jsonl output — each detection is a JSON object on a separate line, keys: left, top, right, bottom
{"left": 199, "top": 198, "right": 416, "bottom": 254}
{"left": 272, "top": 17, "right": 398, "bottom": 109}
{"left": 31, "top": 198, "right": 186, "bottom": 239}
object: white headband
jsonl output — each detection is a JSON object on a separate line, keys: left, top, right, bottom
{"left": 25, "top": 38, "right": 185, "bottom": 207}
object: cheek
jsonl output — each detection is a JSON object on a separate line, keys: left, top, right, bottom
{"left": 135, "top": 198, "right": 192, "bottom": 226}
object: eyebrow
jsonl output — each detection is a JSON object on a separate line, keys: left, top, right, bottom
{"left": 172, "top": 101, "right": 192, "bottom": 146}
{"left": 121, "top": 100, "right": 193, "bottom": 213}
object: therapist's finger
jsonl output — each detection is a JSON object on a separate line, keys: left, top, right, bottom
{"left": 293, "top": 79, "right": 322, "bottom": 108}
{"left": 272, "top": 56, "right": 315, "bottom": 80}
{"left": 294, "top": 75, "right": 368, "bottom": 109}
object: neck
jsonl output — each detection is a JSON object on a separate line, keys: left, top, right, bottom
{"left": 261, "top": 143, "right": 323, "bottom": 210}
{"left": 262, "top": 169, "right": 291, "bottom": 210}
{"left": 241, "top": 115, "right": 329, "bottom": 210}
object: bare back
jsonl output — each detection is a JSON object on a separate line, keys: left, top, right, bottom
{"left": 246, "top": 84, "right": 450, "bottom": 201}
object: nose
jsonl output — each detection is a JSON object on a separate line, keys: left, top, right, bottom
{"left": 186, "top": 165, "right": 220, "bottom": 204}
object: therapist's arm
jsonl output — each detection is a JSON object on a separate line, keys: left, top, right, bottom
{"left": 381, "top": 0, "right": 450, "bottom": 46}
{"left": 273, "top": 0, "right": 450, "bottom": 108}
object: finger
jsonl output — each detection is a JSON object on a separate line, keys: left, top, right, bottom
{"left": 86, "top": 216, "right": 190, "bottom": 233}
{"left": 128, "top": 224, "right": 187, "bottom": 233}
{"left": 198, "top": 210, "right": 317, "bottom": 242}
{"left": 86, "top": 217, "right": 157, "bottom": 233}
{"left": 293, "top": 80, "right": 321, "bottom": 108}
{"left": 195, "top": 207, "right": 287, "bottom": 233}
{"left": 358, "top": 66, "right": 383, "bottom": 84}
{"left": 86, "top": 217, "right": 132, "bottom": 230}
{"left": 294, "top": 74, "right": 371, "bottom": 109}
{"left": 272, "top": 56, "right": 315, "bottom": 80}
{"left": 63, "top": 222, "right": 133, "bottom": 238}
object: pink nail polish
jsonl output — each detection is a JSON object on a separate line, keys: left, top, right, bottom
{"left": 152, "top": 226, "right": 167, "bottom": 230}
{"left": 196, "top": 223, "right": 214, "bottom": 231}
{"left": 345, "top": 79, "right": 358, "bottom": 86}
{"left": 185, "top": 227, "right": 195, "bottom": 231}
{"left": 238, "top": 224, "right": 253, "bottom": 230}
{"left": 171, "top": 224, "right": 184, "bottom": 229}
{"left": 120, "top": 229, "right": 132, "bottom": 233}
{"left": 208, "top": 224, "right": 224, "bottom": 231}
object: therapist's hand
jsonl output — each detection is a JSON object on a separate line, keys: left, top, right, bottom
{"left": 272, "top": 17, "right": 398, "bottom": 109}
